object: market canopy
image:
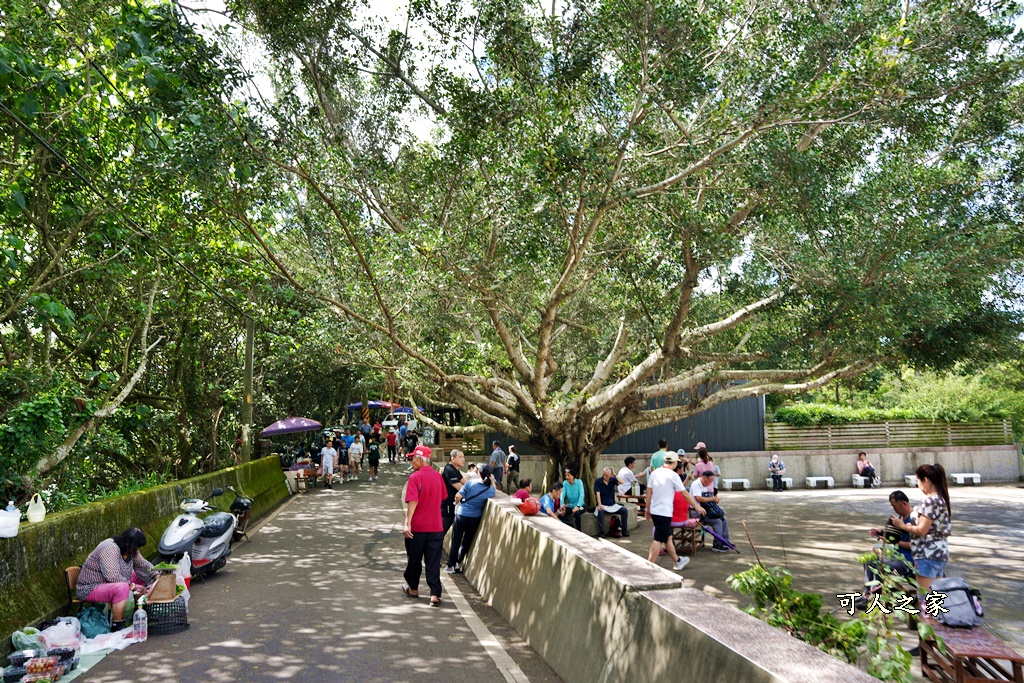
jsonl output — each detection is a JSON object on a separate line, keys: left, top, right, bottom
{"left": 346, "top": 400, "right": 400, "bottom": 410}
{"left": 261, "top": 417, "right": 322, "bottom": 437}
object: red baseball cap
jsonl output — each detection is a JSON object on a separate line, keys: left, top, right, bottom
{"left": 411, "top": 445, "right": 433, "bottom": 459}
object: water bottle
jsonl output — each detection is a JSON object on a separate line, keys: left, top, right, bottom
{"left": 5, "top": 501, "right": 15, "bottom": 513}
{"left": 632, "top": 482, "right": 639, "bottom": 496}
{"left": 133, "top": 602, "right": 148, "bottom": 642}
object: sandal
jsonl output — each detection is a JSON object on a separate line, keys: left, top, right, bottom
{"left": 430, "top": 597, "right": 442, "bottom": 607}
{"left": 402, "top": 583, "right": 419, "bottom": 598}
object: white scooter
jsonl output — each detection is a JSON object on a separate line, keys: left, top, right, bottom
{"left": 158, "top": 485, "right": 249, "bottom": 577}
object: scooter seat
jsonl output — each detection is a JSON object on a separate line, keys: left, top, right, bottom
{"left": 200, "top": 512, "right": 234, "bottom": 537}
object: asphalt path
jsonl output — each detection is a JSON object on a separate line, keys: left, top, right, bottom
{"left": 80, "top": 461, "right": 561, "bottom": 683}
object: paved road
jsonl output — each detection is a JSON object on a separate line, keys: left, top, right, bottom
{"left": 613, "top": 482, "right": 1024, "bottom": 655}
{"left": 82, "top": 462, "right": 561, "bottom": 683}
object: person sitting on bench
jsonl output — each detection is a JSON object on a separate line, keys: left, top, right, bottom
{"left": 857, "top": 452, "right": 879, "bottom": 488}
{"left": 594, "top": 468, "right": 629, "bottom": 538}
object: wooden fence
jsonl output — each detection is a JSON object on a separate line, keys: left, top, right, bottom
{"left": 765, "top": 419, "right": 1014, "bottom": 451}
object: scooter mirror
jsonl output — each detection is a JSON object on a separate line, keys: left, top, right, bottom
{"left": 209, "top": 487, "right": 224, "bottom": 498}
{"left": 176, "top": 485, "right": 184, "bottom": 499}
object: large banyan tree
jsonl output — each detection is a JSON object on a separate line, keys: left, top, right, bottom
{"left": 208, "top": 0, "right": 1024, "bottom": 484}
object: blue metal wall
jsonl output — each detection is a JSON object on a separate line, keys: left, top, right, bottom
{"left": 488, "top": 394, "right": 765, "bottom": 457}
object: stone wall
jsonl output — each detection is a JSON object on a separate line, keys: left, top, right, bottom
{"left": 515, "top": 443, "right": 1022, "bottom": 490}
{"left": 0, "top": 457, "right": 288, "bottom": 650}
{"left": 462, "top": 495, "right": 878, "bottom": 683}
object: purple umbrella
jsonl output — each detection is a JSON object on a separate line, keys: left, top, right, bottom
{"left": 700, "top": 523, "right": 740, "bottom": 553}
{"left": 260, "top": 417, "right": 322, "bottom": 437}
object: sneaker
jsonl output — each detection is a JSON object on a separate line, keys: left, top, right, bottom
{"left": 444, "top": 566, "right": 457, "bottom": 574}
{"left": 673, "top": 557, "right": 690, "bottom": 571}
{"left": 454, "top": 563, "right": 461, "bottom": 573}
{"left": 712, "top": 546, "right": 729, "bottom": 553}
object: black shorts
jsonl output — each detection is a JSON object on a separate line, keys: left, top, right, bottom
{"left": 338, "top": 454, "right": 350, "bottom": 466}
{"left": 651, "top": 514, "right": 673, "bottom": 543}
{"left": 368, "top": 457, "right": 380, "bottom": 466}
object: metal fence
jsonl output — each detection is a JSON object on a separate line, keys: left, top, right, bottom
{"left": 487, "top": 394, "right": 765, "bottom": 457}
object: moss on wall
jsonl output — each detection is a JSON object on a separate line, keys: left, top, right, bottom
{"left": 0, "top": 457, "right": 288, "bottom": 652}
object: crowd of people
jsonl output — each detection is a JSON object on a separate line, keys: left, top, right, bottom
{"left": 296, "top": 417, "right": 427, "bottom": 488}
{"left": 397, "top": 438, "right": 954, "bottom": 621}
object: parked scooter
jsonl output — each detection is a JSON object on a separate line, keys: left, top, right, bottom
{"left": 158, "top": 485, "right": 251, "bottom": 577}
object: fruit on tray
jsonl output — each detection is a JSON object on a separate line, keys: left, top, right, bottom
{"left": 23, "top": 657, "right": 58, "bottom": 674}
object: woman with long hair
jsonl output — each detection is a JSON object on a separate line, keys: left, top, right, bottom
{"left": 891, "top": 463, "right": 952, "bottom": 593}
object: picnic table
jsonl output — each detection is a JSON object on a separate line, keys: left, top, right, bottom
{"left": 616, "top": 493, "right": 646, "bottom": 512}
{"left": 919, "top": 615, "right": 1024, "bottom": 683}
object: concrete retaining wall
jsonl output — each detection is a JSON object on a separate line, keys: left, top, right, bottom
{"left": 516, "top": 444, "right": 1022, "bottom": 490}
{"left": 0, "top": 457, "right": 289, "bottom": 651}
{"left": 462, "top": 495, "right": 877, "bottom": 683}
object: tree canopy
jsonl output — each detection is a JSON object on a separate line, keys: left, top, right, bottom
{"left": 0, "top": 0, "right": 370, "bottom": 507}
{"left": 217, "top": 0, "right": 1024, "bottom": 481}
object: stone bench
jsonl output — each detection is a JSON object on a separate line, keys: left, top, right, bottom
{"left": 765, "top": 477, "right": 793, "bottom": 490}
{"left": 805, "top": 476, "right": 834, "bottom": 489}
{"left": 851, "top": 475, "right": 869, "bottom": 488}
{"left": 951, "top": 472, "right": 981, "bottom": 485}
{"left": 580, "top": 503, "right": 639, "bottom": 537}
{"left": 721, "top": 478, "right": 750, "bottom": 491}
{"left": 904, "top": 474, "right": 917, "bottom": 487}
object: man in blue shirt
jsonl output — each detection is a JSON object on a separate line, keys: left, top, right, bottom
{"left": 539, "top": 482, "right": 563, "bottom": 520}
{"left": 489, "top": 442, "right": 507, "bottom": 491}
{"left": 560, "top": 467, "right": 585, "bottom": 530}
{"left": 594, "top": 467, "right": 629, "bottom": 538}
{"left": 342, "top": 428, "right": 355, "bottom": 450}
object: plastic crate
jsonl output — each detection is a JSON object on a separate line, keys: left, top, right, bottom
{"left": 3, "top": 665, "right": 27, "bottom": 683}
{"left": 147, "top": 597, "right": 189, "bottom": 636}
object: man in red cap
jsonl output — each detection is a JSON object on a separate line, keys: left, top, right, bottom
{"left": 402, "top": 447, "right": 445, "bottom": 606}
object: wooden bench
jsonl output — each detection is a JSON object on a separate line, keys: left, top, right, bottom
{"left": 906, "top": 474, "right": 918, "bottom": 487}
{"left": 721, "top": 478, "right": 750, "bottom": 491}
{"left": 765, "top": 477, "right": 793, "bottom": 490}
{"left": 672, "top": 519, "right": 704, "bottom": 555}
{"left": 952, "top": 473, "right": 982, "bottom": 486}
{"left": 805, "top": 476, "right": 835, "bottom": 489}
{"left": 919, "top": 615, "right": 1023, "bottom": 683}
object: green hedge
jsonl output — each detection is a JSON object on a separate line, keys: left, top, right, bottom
{"left": 0, "top": 457, "right": 288, "bottom": 653}
{"left": 773, "top": 404, "right": 936, "bottom": 427}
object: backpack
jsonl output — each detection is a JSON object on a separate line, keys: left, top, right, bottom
{"left": 929, "top": 577, "right": 983, "bottom": 628}
{"left": 609, "top": 516, "right": 622, "bottom": 538}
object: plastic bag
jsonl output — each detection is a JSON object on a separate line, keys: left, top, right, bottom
{"left": 0, "top": 509, "right": 19, "bottom": 537}
{"left": 124, "top": 593, "right": 135, "bottom": 625}
{"left": 11, "top": 628, "right": 43, "bottom": 651}
{"left": 78, "top": 606, "right": 110, "bottom": 639}
{"left": 174, "top": 554, "right": 191, "bottom": 582}
{"left": 39, "top": 618, "right": 80, "bottom": 650}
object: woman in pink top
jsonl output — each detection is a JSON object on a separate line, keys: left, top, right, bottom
{"left": 857, "top": 452, "right": 878, "bottom": 488}
{"left": 513, "top": 479, "right": 533, "bottom": 502}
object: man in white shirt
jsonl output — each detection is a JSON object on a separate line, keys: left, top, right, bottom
{"left": 690, "top": 470, "right": 731, "bottom": 552}
{"left": 616, "top": 456, "right": 646, "bottom": 495}
{"left": 645, "top": 452, "right": 704, "bottom": 570}
{"left": 320, "top": 439, "right": 338, "bottom": 489}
